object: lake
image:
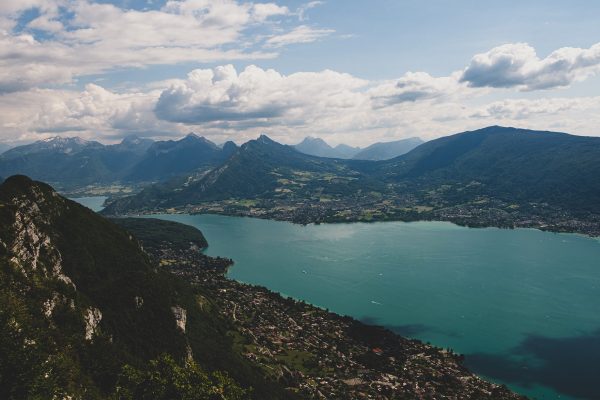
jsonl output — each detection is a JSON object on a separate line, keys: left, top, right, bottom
{"left": 150, "top": 214, "right": 600, "bottom": 400}
{"left": 69, "top": 196, "right": 107, "bottom": 212}
{"left": 70, "top": 196, "right": 600, "bottom": 399}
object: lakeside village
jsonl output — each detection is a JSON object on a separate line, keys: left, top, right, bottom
{"left": 138, "top": 192, "right": 600, "bottom": 238}
{"left": 137, "top": 225, "right": 526, "bottom": 400}
{"left": 69, "top": 176, "right": 600, "bottom": 237}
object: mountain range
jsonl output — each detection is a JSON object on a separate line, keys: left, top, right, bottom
{"left": 102, "top": 126, "right": 600, "bottom": 231}
{"left": 293, "top": 136, "right": 423, "bottom": 160}
{"left": 4, "top": 126, "right": 600, "bottom": 230}
{"left": 0, "top": 134, "right": 237, "bottom": 189}
{"left": 0, "top": 133, "right": 423, "bottom": 190}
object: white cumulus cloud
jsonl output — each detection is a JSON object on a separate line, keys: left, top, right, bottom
{"left": 154, "top": 64, "right": 367, "bottom": 125}
{"left": 461, "top": 42, "right": 600, "bottom": 90}
{"left": 0, "top": 0, "right": 322, "bottom": 93}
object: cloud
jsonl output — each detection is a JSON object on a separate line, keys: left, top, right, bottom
{"left": 297, "top": 1, "right": 324, "bottom": 21}
{"left": 0, "top": 0, "right": 315, "bottom": 92}
{"left": 461, "top": 42, "right": 600, "bottom": 90}
{"left": 369, "top": 72, "right": 465, "bottom": 107}
{"left": 154, "top": 64, "right": 366, "bottom": 125}
{"left": 251, "top": 3, "right": 290, "bottom": 20}
{"left": 0, "top": 32, "right": 74, "bottom": 93}
{"left": 4, "top": 35, "right": 600, "bottom": 146}
{"left": 265, "top": 25, "right": 334, "bottom": 47}
{"left": 0, "top": 84, "right": 175, "bottom": 143}
{"left": 471, "top": 97, "right": 600, "bottom": 120}
{"left": 3, "top": 71, "right": 600, "bottom": 147}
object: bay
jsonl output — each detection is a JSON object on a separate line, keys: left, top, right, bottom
{"left": 69, "top": 196, "right": 107, "bottom": 212}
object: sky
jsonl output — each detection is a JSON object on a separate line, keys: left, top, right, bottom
{"left": 1, "top": 0, "right": 600, "bottom": 146}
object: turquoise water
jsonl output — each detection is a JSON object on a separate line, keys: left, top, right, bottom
{"left": 66, "top": 194, "right": 600, "bottom": 400}
{"left": 69, "top": 196, "right": 107, "bottom": 212}
{"left": 146, "top": 214, "right": 600, "bottom": 400}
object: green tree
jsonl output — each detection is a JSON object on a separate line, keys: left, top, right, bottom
{"left": 113, "top": 354, "right": 249, "bottom": 400}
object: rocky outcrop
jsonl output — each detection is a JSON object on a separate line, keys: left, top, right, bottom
{"left": 171, "top": 306, "right": 187, "bottom": 333}
{"left": 84, "top": 307, "right": 103, "bottom": 341}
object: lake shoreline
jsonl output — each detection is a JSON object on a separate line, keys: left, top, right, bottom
{"left": 107, "top": 206, "right": 600, "bottom": 239}
{"left": 132, "top": 217, "right": 527, "bottom": 400}
{"left": 142, "top": 212, "right": 599, "bottom": 400}
{"left": 71, "top": 193, "right": 598, "bottom": 400}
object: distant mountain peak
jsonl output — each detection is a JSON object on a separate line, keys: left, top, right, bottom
{"left": 0, "top": 136, "right": 102, "bottom": 159}
{"left": 180, "top": 133, "right": 219, "bottom": 148}
{"left": 294, "top": 136, "right": 360, "bottom": 159}
{"left": 41, "top": 136, "right": 89, "bottom": 145}
{"left": 257, "top": 134, "right": 276, "bottom": 144}
{"left": 121, "top": 134, "right": 143, "bottom": 145}
{"left": 299, "top": 136, "right": 328, "bottom": 145}
{"left": 222, "top": 140, "right": 238, "bottom": 152}
{"left": 185, "top": 132, "right": 201, "bottom": 139}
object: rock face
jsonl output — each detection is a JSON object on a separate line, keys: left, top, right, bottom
{"left": 84, "top": 307, "right": 103, "bottom": 340}
{"left": 0, "top": 176, "right": 190, "bottom": 398}
{"left": 171, "top": 306, "right": 187, "bottom": 333}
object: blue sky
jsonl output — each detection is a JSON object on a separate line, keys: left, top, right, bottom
{"left": 1, "top": 0, "right": 600, "bottom": 146}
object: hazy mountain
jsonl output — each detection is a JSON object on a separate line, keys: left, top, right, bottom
{"left": 0, "top": 137, "right": 118, "bottom": 188}
{"left": 123, "top": 133, "right": 233, "bottom": 182}
{"left": 110, "top": 134, "right": 154, "bottom": 154}
{"left": 0, "top": 175, "right": 291, "bottom": 399}
{"left": 334, "top": 143, "right": 362, "bottom": 158}
{"left": 294, "top": 136, "right": 360, "bottom": 159}
{"left": 221, "top": 140, "right": 239, "bottom": 159}
{"left": 352, "top": 137, "right": 424, "bottom": 160}
{"left": 0, "top": 134, "right": 237, "bottom": 188}
{"left": 1, "top": 136, "right": 103, "bottom": 159}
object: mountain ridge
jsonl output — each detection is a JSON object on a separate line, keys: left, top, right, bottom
{"left": 102, "top": 126, "right": 600, "bottom": 236}
{"left": 0, "top": 134, "right": 238, "bottom": 189}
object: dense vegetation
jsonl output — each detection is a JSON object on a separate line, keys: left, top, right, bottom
{"left": 110, "top": 217, "right": 208, "bottom": 251}
{"left": 378, "top": 126, "right": 600, "bottom": 213}
{"left": 0, "top": 176, "right": 293, "bottom": 399}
